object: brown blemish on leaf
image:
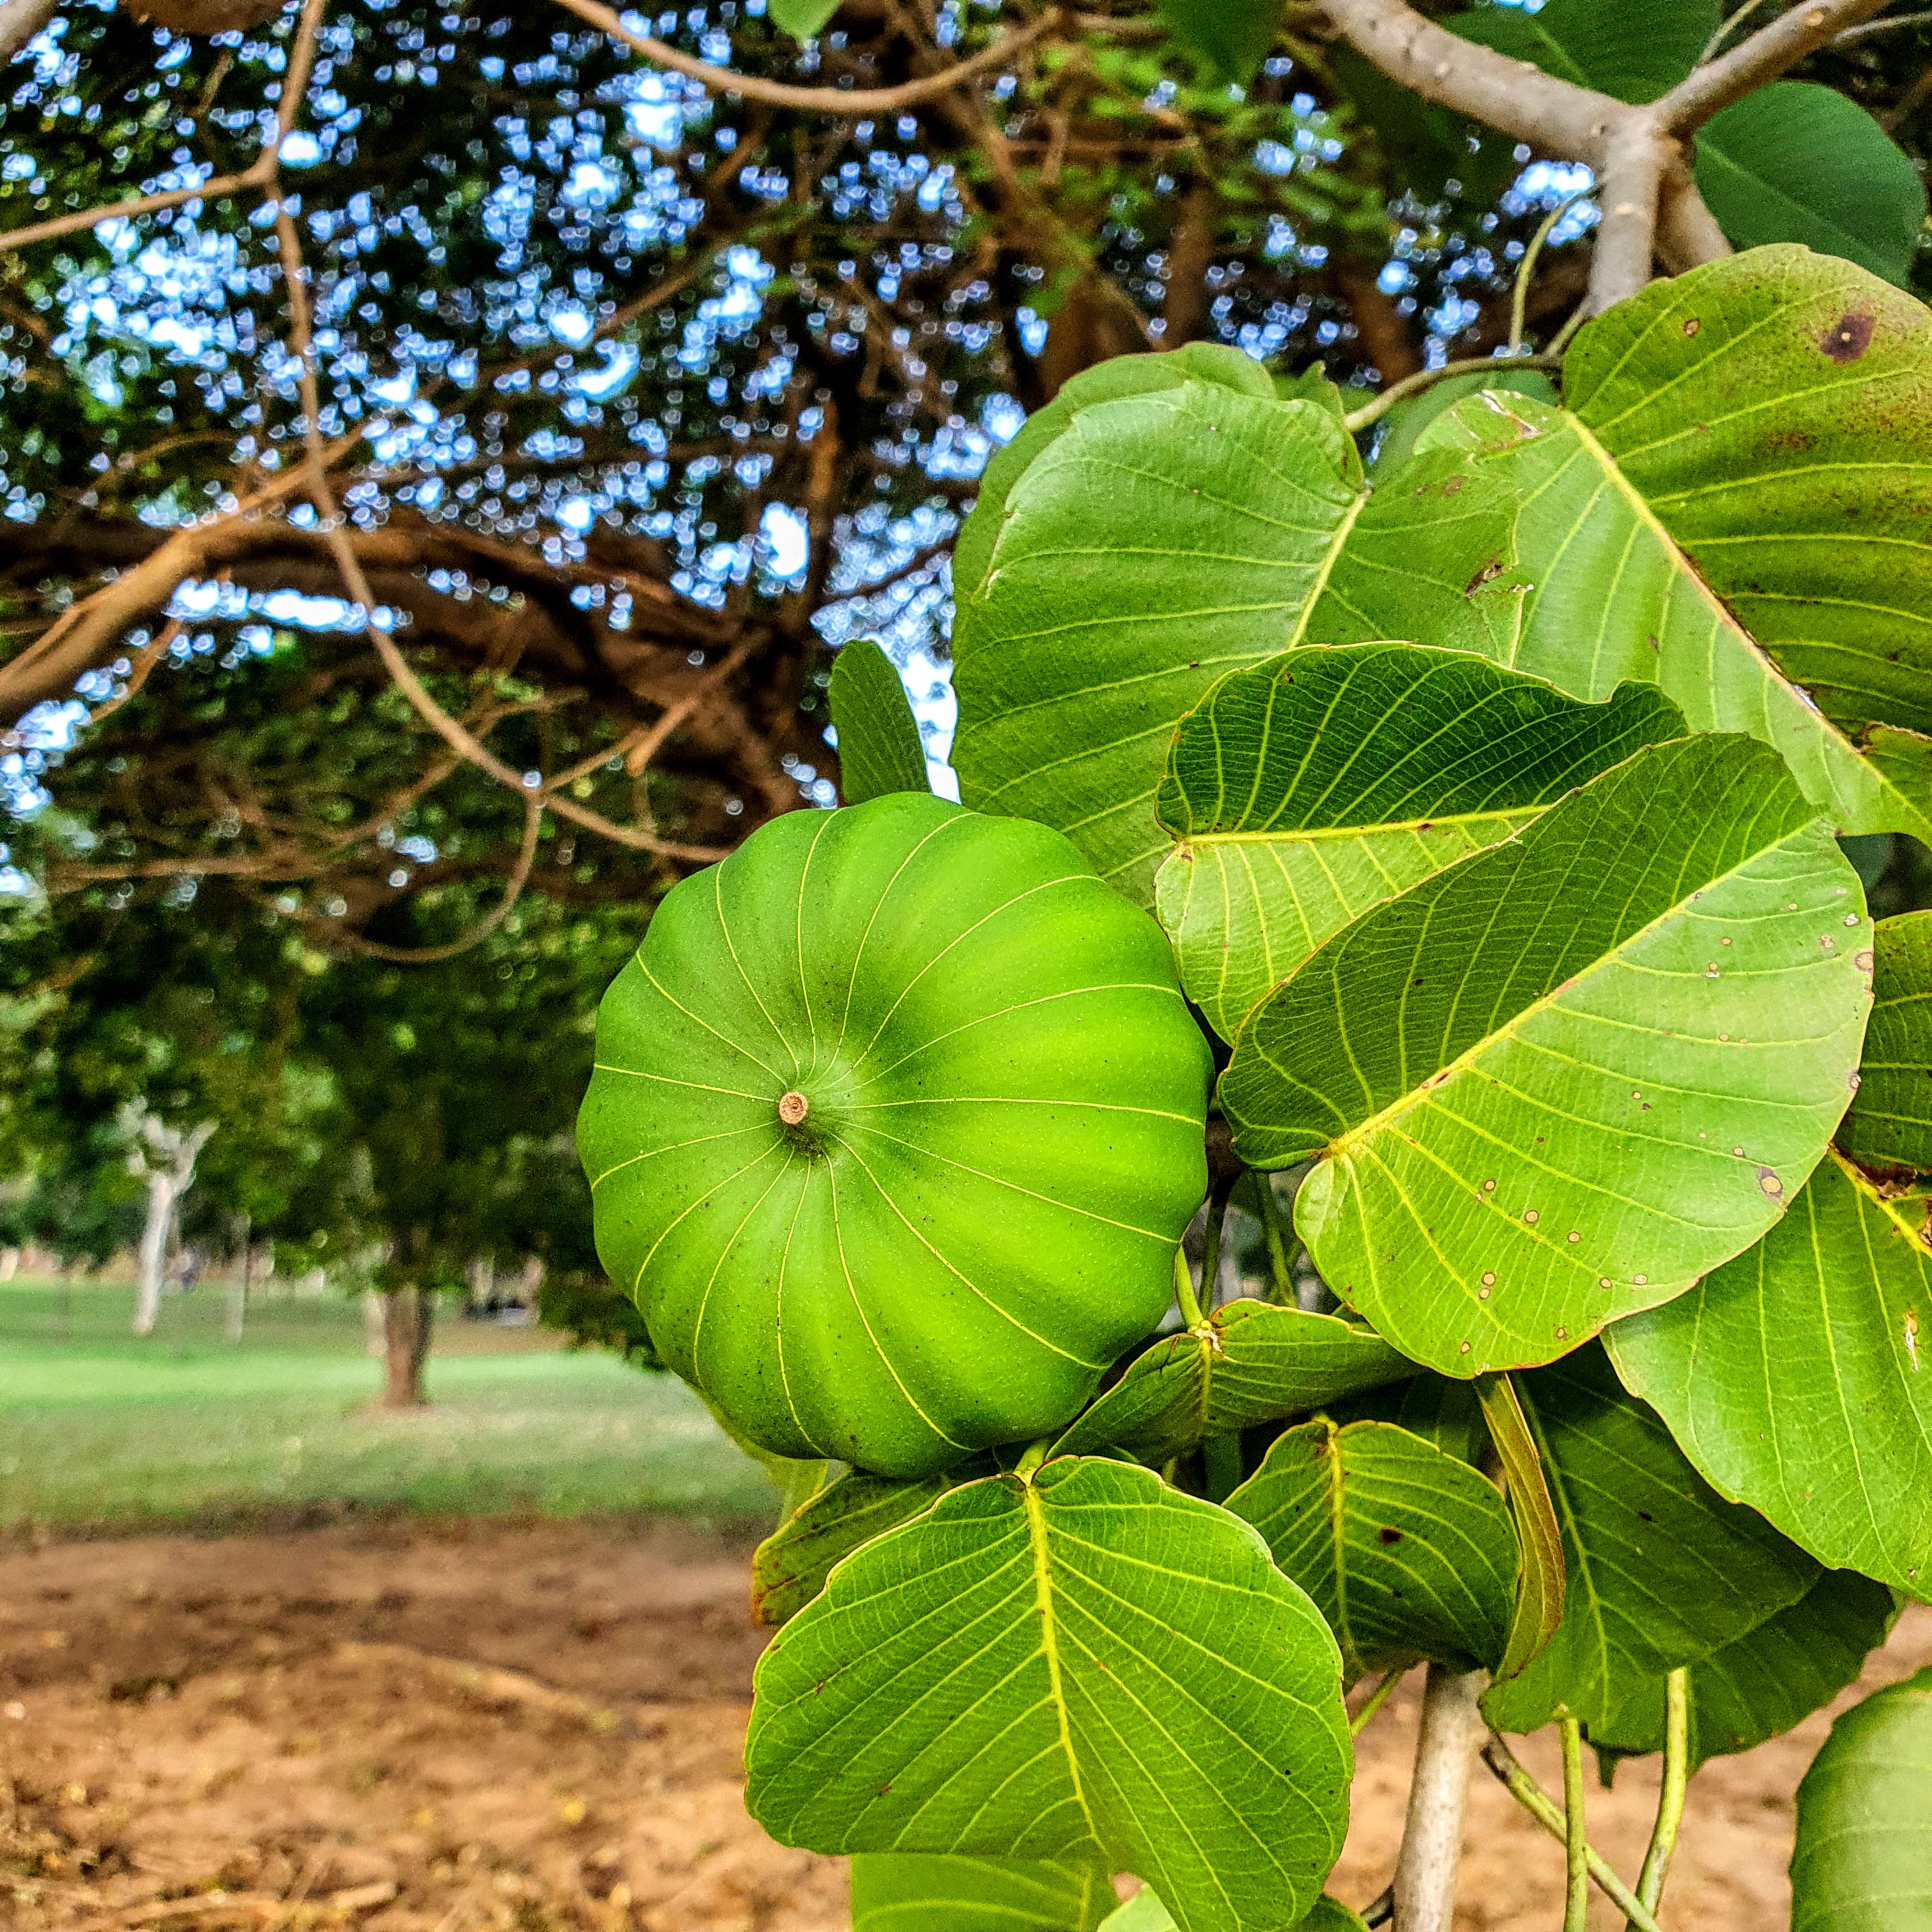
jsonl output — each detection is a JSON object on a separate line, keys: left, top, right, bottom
{"left": 1820, "top": 312, "right": 1875, "bottom": 364}
{"left": 1758, "top": 1167, "right": 1783, "bottom": 1199}
{"left": 1682, "top": 317, "right": 1701, "bottom": 337}
{"left": 1377, "top": 1526, "right": 1404, "bottom": 1545}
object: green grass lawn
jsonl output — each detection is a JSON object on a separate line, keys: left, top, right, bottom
{"left": 0, "top": 1278, "right": 776, "bottom": 1530}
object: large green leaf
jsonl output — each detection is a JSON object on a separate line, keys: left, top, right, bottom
{"left": 753, "top": 1462, "right": 980, "bottom": 1627}
{"left": 1483, "top": 1347, "right": 1822, "bottom": 1736}
{"left": 1446, "top": 0, "right": 1715, "bottom": 105}
{"left": 850, "top": 1855, "right": 1114, "bottom": 1932}
{"left": 1153, "top": 0, "right": 1279, "bottom": 83}
{"left": 746, "top": 1456, "right": 1352, "bottom": 1932}
{"left": 1839, "top": 910, "right": 1932, "bottom": 1174}
{"left": 1592, "top": 1568, "right": 1898, "bottom": 1770}
{"left": 1696, "top": 85, "right": 1928, "bottom": 288}
{"left": 1418, "top": 247, "right": 1932, "bottom": 843}
{"left": 1220, "top": 734, "right": 1871, "bottom": 1376}
{"left": 1607, "top": 1149, "right": 1932, "bottom": 1600}
{"left": 578, "top": 793, "right": 1213, "bottom": 1477}
{"left": 953, "top": 383, "right": 1523, "bottom": 905}
{"left": 1790, "top": 1665, "right": 1932, "bottom": 1930}
{"left": 1227, "top": 1416, "right": 1519, "bottom": 1679}
{"left": 953, "top": 344, "right": 1275, "bottom": 608}
{"left": 830, "top": 641, "right": 931, "bottom": 804}
{"left": 1153, "top": 643, "right": 1685, "bottom": 1039}
{"left": 1051, "top": 1298, "right": 1416, "bottom": 1464}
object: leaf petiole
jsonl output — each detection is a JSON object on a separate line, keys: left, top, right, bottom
{"left": 1561, "top": 1715, "right": 1589, "bottom": 1931}
{"left": 1480, "top": 1733, "right": 1665, "bottom": 1932}
{"left": 1173, "top": 1242, "right": 1207, "bottom": 1331}
{"left": 1350, "top": 1667, "right": 1406, "bottom": 1738}
{"left": 1633, "top": 1667, "right": 1690, "bottom": 1924}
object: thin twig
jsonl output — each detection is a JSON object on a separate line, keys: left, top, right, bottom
{"left": 1342, "top": 353, "right": 1560, "bottom": 433}
{"left": 1703, "top": 0, "right": 1775, "bottom": 63}
{"left": 1510, "top": 188, "right": 1592, "bottom": 355}
{"left": 1350, "top": 1667, "right": 1406, "bottom": 1738}
{"left": 82, "top": 621, "right": 181, "bottom": 726}
{"left": 1, "top": 0, "right": 326, "bottom": 251}
{"left": 1633, "top": 1667, "right": 1690, "bottom": 1924}
{"left": 334, "top": 791, "right": 542, "bottom": 962}
{"left": 1838, "top": 6, "right": 1932, "bottom": 40}
{"left": 1480, "top": 1733, "right": 1666, "bottom": 1932}
{"left": 551, "top": 0, "right": 1068, "bottom": 114}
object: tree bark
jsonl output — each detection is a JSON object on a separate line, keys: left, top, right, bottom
{"left": 132, "top": 1171, "right": 174, "bottom": 1338}
{"left": 0, "top": 0, "right": 57, "bottom": 63}
{"left": 1392, "top": 1664, "right": 1485, "bottom": 1931}
{"left": 379, "top": 1287, "right": 434, "bottom": 1408}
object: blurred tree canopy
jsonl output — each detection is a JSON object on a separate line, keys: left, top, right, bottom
{"left": 3, "top": 0, "right": 1930, "bottom": 1317}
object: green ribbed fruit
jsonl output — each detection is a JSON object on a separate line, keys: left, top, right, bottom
{"left": 577, "top": 793, "right": 1213, "bottom": 1477}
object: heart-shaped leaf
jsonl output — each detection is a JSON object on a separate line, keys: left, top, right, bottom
{"left": 953, "top": 383, "right": 1522, "bottom": 905}
{"left": 1837, "top": 910, "right": 1932, "bottom": 1174}
{"left": 1591, "top": 1568, "right": 1898, "bottom": 1770}
{"left": 754, "top": 1462, "right": 983, "bottom": 1627}
{"left": 1482, "top": 1347, "right": 1822, "bottom": 1736}
{"left": 1154, "top": 643, "right": 1685, "bottom": 1039}
{"left": 1696, "top": 84, "right": 1928, "bottom": 287}
{"left": 1226, "top": 1416, "right": 1519, "bottom": 1679}
{"left": 1417, "top": 247, "right": 1932, "bottom": 843}
{"left": 1220, "top": 734, "right": 1871, "bottom": 1376}
{"left": 746, "top": 1456, "right": 1352, "bottom": 1932}
{"left": 1051, "top": 1298, "right": 1416, "bottom": 1464}
{"left": 578, "top": 793, "right": 1213, "bottom": 1476}
{"left": 850, "top": 1854, "right": 1114, "bottom": 1931}
{"left": 831, "top": 641, "right": 931, "bottom": 804}
{"left": 1607, "top": 1148, "right": 1932, "bottom": 1599}
{"left": 1791, "top": 1666, "right": 1932, "bottom": 1929}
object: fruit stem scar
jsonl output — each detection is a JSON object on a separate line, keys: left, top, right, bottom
{"left": 778, "top": 1090, "right": 810, "bottom": 1126}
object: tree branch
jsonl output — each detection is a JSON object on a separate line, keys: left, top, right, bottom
{"left": 1319, "top": 0, "right": 1623, "bottom": 164}
{"left": 1586, "top": 117, "right": 1671, "bottom": 314}
{"left": 1659, "top": 0, "right": 1896, "bottom": 133}
{"left": 550, "top": 0, "right": 1067, "bottom": 115}
{"left": 0, "top": 0, "right": 56, "bottom": 63}
{"left": 0, "top": 0, "right": 325, "bottom": 252}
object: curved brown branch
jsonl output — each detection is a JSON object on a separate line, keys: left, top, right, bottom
{"left": 551, "top": 0, "right": 1067, "bottom": 116}
{"left": 333, "top": 791, "right": 544, "bottom": 962}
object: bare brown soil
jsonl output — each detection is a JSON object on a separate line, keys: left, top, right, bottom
{"left": 1, "top": 1518, "right": 1926, "bottom": 1932}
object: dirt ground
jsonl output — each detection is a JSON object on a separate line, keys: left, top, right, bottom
{"left": 1, "top": 1518, "right": 1926, "bottom": 1932}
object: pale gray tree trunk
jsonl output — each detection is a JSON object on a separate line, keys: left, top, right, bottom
{"left": 132, "top": 1169, "right": 174, "bottom": 1338}
{"left": 363, "top": 1287, "right": 387, "bottom": 1356}
{"left": 123, "top": 1110, "right": 215, "bottom": 1337}
{"left": 1392, "top": 1666, "right": 1485, "bottom": 1931}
